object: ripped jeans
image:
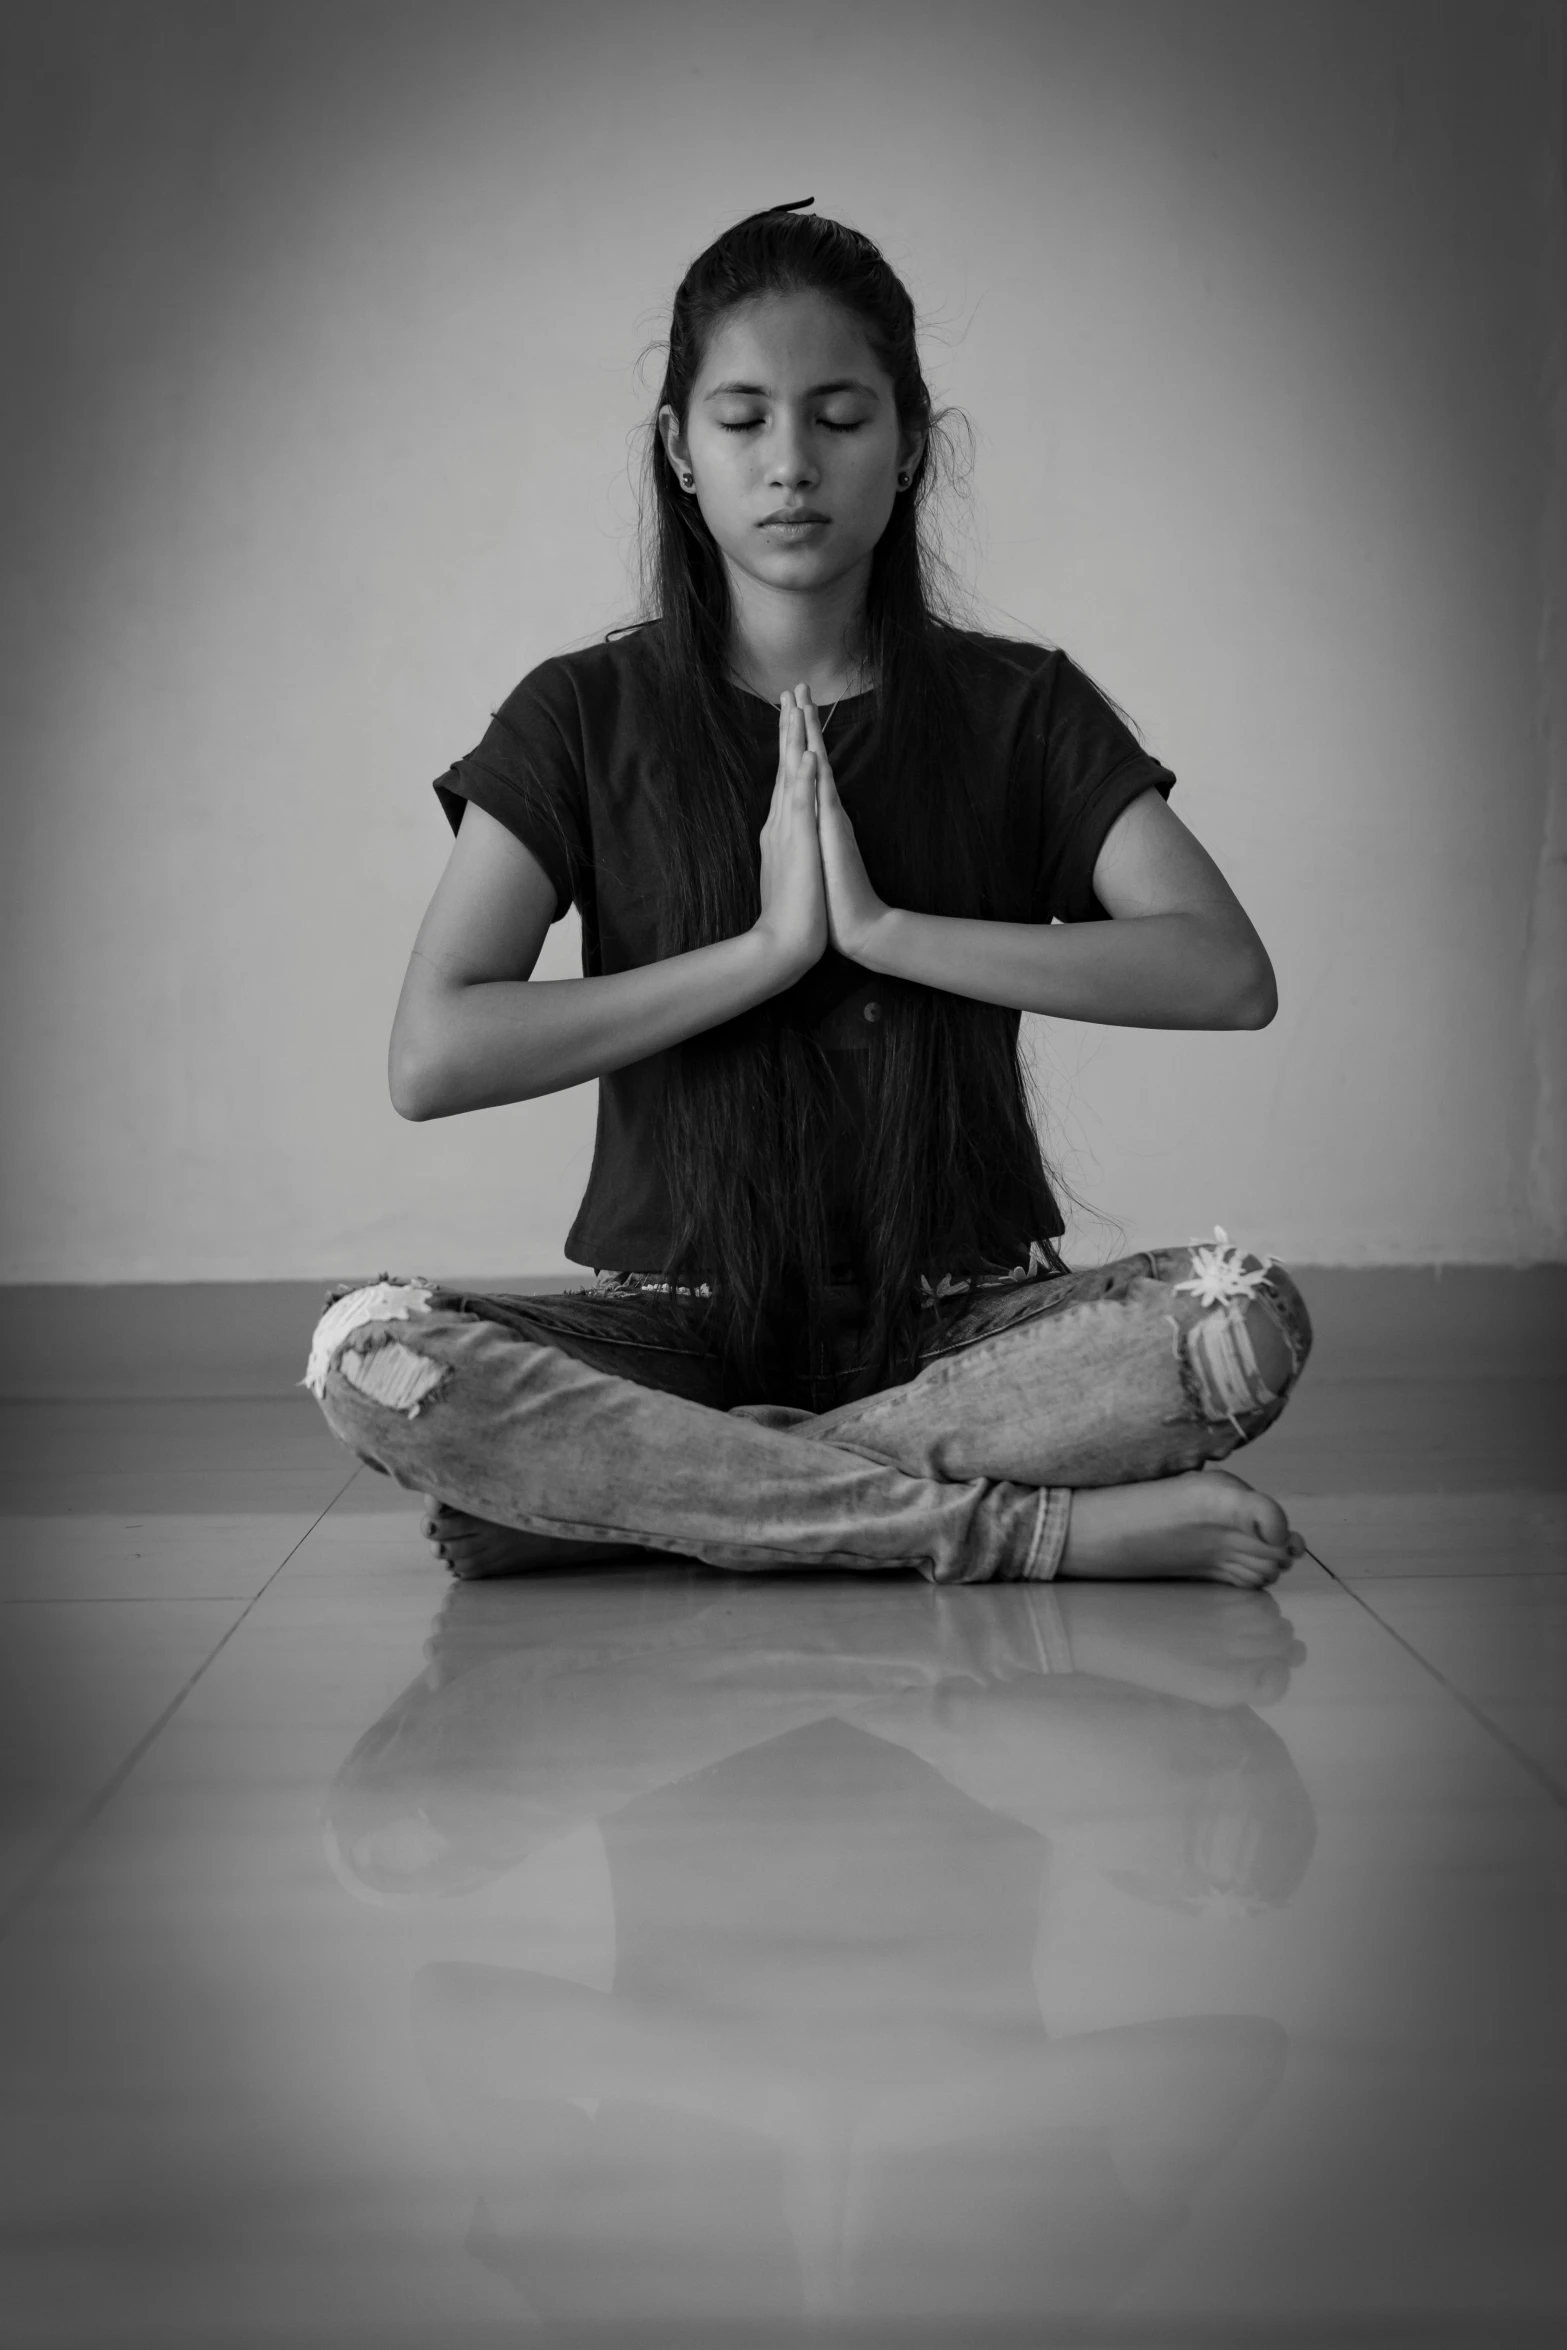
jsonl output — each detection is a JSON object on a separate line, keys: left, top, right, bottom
{"left": 303, "top": 1235, "right": 1312, "bottom": 1586}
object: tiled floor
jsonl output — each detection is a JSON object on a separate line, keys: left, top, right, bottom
{"left": 1, "top": 1380, "right": 1563, "bottom": 2348}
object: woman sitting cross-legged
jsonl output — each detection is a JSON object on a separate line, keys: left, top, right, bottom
{"left": 305, "top": 200, "right": 1312, "bottom": 1590}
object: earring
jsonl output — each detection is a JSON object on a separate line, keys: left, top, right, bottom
{"left": 897, "top": 471, "right": 911, "bottom": 488}
{"left": 681, "top": 472, "right": 695, "bottom": 490}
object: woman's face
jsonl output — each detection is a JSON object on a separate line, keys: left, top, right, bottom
{"left": 662, "top": 289, "right": 922, "bottom": 608}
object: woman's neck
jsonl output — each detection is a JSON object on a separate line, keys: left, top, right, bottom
{"left": 722, "top": 563, "right": 874, "bottom": 703}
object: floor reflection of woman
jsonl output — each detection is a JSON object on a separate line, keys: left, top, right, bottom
{"left": 305, "top": 200, "right": 1314, "bottom": 1593}
{"left": 323, "top": 1582, "right": 1314, "bottom": 2332}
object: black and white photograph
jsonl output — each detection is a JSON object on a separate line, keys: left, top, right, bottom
{"left": 2, "top": 3, "right": 1564, "bottom": 2344}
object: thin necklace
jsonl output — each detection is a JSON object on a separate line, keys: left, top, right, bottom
{"left": 731, "top": 661, "right": 869, "bottom": 738}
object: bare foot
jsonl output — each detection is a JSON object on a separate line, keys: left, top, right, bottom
{"left": 1058, "top": 1470, "right": 1306, "bottom": 1590}
{"left": 420, "top": 1500, "right": 653, "bottom": 1579}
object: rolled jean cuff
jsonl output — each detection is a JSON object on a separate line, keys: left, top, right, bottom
{"left": 1009, "top": 1484, "right": 1071, "bottom": 1582}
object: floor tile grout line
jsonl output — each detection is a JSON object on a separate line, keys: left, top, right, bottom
{"left": 1309, "top": 1545, "right": 1567, "bottom": 1810}
{"left": 0, "top": 1594, "right": 310, "bottom": 1604}
{"left": 1331, "top": 1570, "right": 1567, "bottom": 1581}
{"left": 0, "top": 1464, "right": 362, "bottom": 1946}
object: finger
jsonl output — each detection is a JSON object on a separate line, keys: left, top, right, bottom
{"left": 795, "top": 696, "right": 839, "bottom": 798}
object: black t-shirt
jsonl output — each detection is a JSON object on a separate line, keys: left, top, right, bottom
{"left": 433, "top": 622, "right": 1175, "bottom": 1275}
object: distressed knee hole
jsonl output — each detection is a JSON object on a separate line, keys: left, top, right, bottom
{"left": 1170, "top": 1226, "right": 1301, "bottom": 1427}
{"left": 338, "top": 1338, "right": 450, "bottom": 1417}
{"left": 1181, "top": 1301, "right": 1288, "bottom": 1428}
{"left": 302, "top": 1278, "right": 436, "bottom": 1400}
{"left": 1244, "top": 1298, "right": 1295, "bottom": 1398}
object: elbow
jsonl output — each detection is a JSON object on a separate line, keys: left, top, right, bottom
{"left": 1227, "top": 952, "right": 1278, "bottom": 1030}
{"left": 390, "top": 1071, "right": 433, "bottom": 1122}
{"left": 389, "top": 1035, "right": 441, "bottom": 1122}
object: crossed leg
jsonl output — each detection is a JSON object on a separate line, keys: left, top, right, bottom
{"left": 1064, "top": 1303, "right": 1300, "bottom": 1576}
{"left": 425, "top": 1463, "right": 1304, "bottom": 1587}
{"left": 422, "top": 1243, "right": 1312, "bottom": 1589}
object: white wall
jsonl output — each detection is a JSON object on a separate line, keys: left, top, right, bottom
{"left": 2, "top": 0, "right": 1562, "bottom": 1280}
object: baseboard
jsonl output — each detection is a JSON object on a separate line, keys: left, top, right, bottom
{"left": 0, "top": 1267, "right": 1562, "bottom": 1400}
{"left": 0, "top": 1276, "right": 581, "bottom": 1401}
{"left": 1285, "top": 1264, "right": 1567, "bottom": 1381}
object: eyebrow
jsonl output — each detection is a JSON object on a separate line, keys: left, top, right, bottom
{"left": 701, "top": 378, "right": 880, "bottom": 401}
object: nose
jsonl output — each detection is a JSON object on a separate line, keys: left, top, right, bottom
{"left": 765, "top": 418, "right": 821, "bottom": 490}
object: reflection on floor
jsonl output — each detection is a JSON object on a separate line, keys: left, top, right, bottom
{"left": 0, "top": 1379, "right": 1563, "bottom": 2347}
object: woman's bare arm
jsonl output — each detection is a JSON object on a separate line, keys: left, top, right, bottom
{"left": 390, "top": 704, "right": 825, "bottom": 1119}
{"left": 855, "top": 791, "right": 1276, "bottom": 1027}
{"left": 797, "top": 667, "right": 1276, "bottom": 1030}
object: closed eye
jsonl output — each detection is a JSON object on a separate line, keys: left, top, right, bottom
{"left": 716, "top": 420, "right": 867, "bottom": 434}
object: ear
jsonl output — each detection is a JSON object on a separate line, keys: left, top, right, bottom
{"left": 898, "top": 426, "right": 927, "bottom": 481}
{"left": 658, "top": 404, "right": 691, "bottom": 475}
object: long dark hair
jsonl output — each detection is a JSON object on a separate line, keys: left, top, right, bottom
{"left": 636, "top": 202, "right": 1065, "bottom": 1404}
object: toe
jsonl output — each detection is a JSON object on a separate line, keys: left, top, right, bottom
{"left": 445, "top": 1545, "right": 497, "bottom": 1581}
{"left": 1204, "top": 1560, "right": 1276, "bottom": 1589}
{"left": 1244, "top": 1491, "right": 1291, "bottom": 1549}
{"left": 1213, "top": 1534, "right": 1290, "bottom": 1585}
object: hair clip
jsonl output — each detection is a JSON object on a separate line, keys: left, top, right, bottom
{"left": 733, "top": 196, "right": 814, "bottom": 229}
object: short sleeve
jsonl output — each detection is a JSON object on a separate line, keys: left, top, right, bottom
{"left": 1031, "top": 655, "right": 1176, "bottom": 923}
{"left": 431, "top": 664, "right": 591, "bottom": 924}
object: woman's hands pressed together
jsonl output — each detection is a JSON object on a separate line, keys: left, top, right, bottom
{"left": 795, "top": 685, "right": 889, "bottom": 961}
{"left": 752, "top": 685, "right": 889, "bottom": 982}
{"left": 752, "top": 689, "right": 830, "bottom": 980}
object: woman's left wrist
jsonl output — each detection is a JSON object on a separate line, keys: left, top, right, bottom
{"left": 846, "top": 901, "right": 899, "bottom": 970}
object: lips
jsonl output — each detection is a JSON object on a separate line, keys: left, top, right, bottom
{"left": 759, "top": 510, "right": 829, "bottom": 525}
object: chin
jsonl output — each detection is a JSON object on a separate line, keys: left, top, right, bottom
{"left": 749, "top": 545, "right": 865, "bottom": 587}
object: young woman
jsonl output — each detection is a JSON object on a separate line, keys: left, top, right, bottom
{"left": 304, "top": 201, "right": 1313, "bottom": 1591}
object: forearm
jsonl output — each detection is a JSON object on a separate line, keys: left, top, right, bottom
{"left": 854, "top": 906, "right": 1276, "bottom": 1029}
{"left": 393, "top": 929, "right": 791, "bottom": 1118}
